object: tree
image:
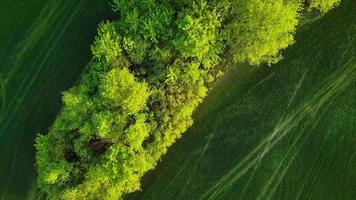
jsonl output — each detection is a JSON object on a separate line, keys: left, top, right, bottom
{"left": 35, "top": 0, "right": 340, "bottom": 199}
{"left": 225, "top": 0, "right": 301, "bottom": 65}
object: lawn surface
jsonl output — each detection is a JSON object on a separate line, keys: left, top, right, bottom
{"left": 0, "top": 0, "right": 112, "bottom": 199}
{"left": 129, "top": 1, "right": 356, "bottom": 199}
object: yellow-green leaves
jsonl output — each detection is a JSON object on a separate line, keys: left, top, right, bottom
{"left": 124, "top": 113, "right": 150, "bottom": 149}
{"left": 227, "top": 0, "right": 300, "bottom": 65}
{"left": 94, "top": 111, "right": 126, "bottom": 141}
{"left": 122, "top": 37, "right": 148, "bottom": 64}
{"left": 308, "top": 0, "right": 341, "bottom": 13}
{"left": 174, "top": 0, "right": 223, "bottom": 67}
{"left": 100, "top": 68, "right": 149, "bottom": 114}
{"left": 35, "top": 0, "right": 341, "bottom": 199}
{"left": 91, "top": 22, "right": 124, "bottom": 67}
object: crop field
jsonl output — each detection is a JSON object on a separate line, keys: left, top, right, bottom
{"left": 128, "top": 1, "right": 355, "bottom": 199}
{"left": 0, "top": 0, "right": 112, "bottom": 199}
{"left": 0, "top": 0, "right": 354, "bottom": 200}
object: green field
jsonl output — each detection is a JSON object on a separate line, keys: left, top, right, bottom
{"left": 0, "top": 0, "right": 355, "bottom": 200}
{"left": 128, "top": 1, "right": 356, "bottom": 200}
{"left": 0, "top": 0, "right": 112, "bottom": 199}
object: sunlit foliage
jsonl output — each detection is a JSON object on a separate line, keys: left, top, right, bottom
{"left": 35, "top": 0, "right": 339, "bottom": 199}
{"left": 225, "top": 0, "right": 301, "bottom": 65}
{"left": 307, "top": 0, "right": 341, "bottom": 12}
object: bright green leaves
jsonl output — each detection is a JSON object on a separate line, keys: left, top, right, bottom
{"left": 308, "top": 0, "right": 341, "bottom": 13}
{"left": 174, "top": 0, "right": 223, "bottom": 67}
{"left": 61, "top": 88, "right": 94, "bottom": 129}
{"left": 93, "top": 111, "right": 126, "bottom": 141}
{"left": 226, "top": 0, "right": 300, "bottom": 65}
{"left": 36, "top": 0, "right": 341, "bottom": 199}
{"left": 91, "top": 22, "right": 125, "bottom": 67}
{"left": 35, "top": 135, "right": 72, "bottom": 192}
{"left": 124, "top": 113, "right": 150, "bottom": 149}
{"left": 122, "top": 37, "right": 148, "bottom": 65}
{"left": 113, "top": 0, "right": 174, "bottom": 44}
{"left": 123, "top": 8, "right": 139, "bottom": 33}
{"left": 101, "top": 68, "right": 149, "bottom": 114}
{"left": 141, "top": 7, "right": 174, "bottom": 43}
{"left": 43, "top": 161, "right": 71, "bottom": 185}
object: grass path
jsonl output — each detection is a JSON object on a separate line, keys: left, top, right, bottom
{"left": 0, "top": 1, "right": 112, "bottom": 199}
{"left": 128, "top": 1, "right": 355, "bottom": 199}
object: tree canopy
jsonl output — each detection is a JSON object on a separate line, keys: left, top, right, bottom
{"left": 35, "top": 0, "right": 340, "bottom": 199}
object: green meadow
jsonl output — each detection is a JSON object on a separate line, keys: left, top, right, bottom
{"left": 0, "top": 0, "right": 112, "bottom": 199}
{"left": 0, "top": 0, "right": 354, "bottom": 199}
{"left": 129, "top": 1, "right": 355, "bottom": 199}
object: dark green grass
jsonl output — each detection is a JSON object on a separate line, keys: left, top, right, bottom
{"left": 0, "top": 1, "right": 113, "bottom": 199}
{"left": 128, "top": 1, "right": 356, "bottom": 200}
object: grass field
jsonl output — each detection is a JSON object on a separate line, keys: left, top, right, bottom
{"left": 128, "top": 1, "right": 356, "bottom": 199}
{"left": 0, "top": 0, "right": 113, "bottom": 199}
{"left": 0, "top": 0, "right": 355, "bottom": 200}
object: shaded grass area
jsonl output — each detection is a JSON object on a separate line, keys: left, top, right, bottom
{"left": 0, "top": 0, "right": 113, "bottom": 199}
{"left": 128, "top": 1, "right": 355, "bottom": 200}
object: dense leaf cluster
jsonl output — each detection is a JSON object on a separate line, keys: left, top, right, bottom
{"left": 35, "top": 0, "right": 339, "bottom": 199}
{"left": 307, "top": 0, "right": 341, "bottom": 12}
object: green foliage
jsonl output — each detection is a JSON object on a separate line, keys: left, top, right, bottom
{"left": 91, "top": 22, "right": 124, "bottom": 66}
{"left": 100, "top": 68, "right": 149, "bottom": 114}
{"left": 35, "top": 0, "right": 340, "bottom": 199}
{"left": 174, "top": 0, "right": 223, "bottom": 67}
{"left": 308, "top": 0, "right": 341, "bottom": 12}
{"left": 225, "top": 0, "right": 301, "bottom": 65}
